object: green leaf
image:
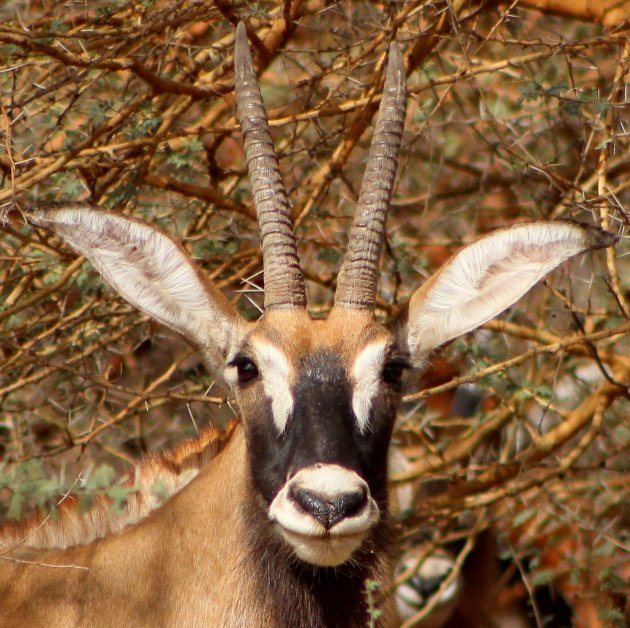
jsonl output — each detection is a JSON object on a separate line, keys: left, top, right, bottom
{"left": 86, "top": 465, "right": 116, "bottom": 491}
{"left": 532, "top": 569, "right": 555, "bottom": 586}
{"left": 598, "top": 607, "right": 625, "bottom": 627}
{"left": 593, "top": 542, "right": 615, "bottom": 557}
{"left": 106, "top": 485, "right": 133, "bottom": 513}
{"left": 78, "top": 494, "right": 94, "bottom": 514}
{"left": 517, "top": 81, "right": 543, "bottom": 104}
{"left": 513, "top": 507, "right": 536, "bottom": 527}
{"left": 8, "top": 492, "right": 24, "bottom": 520}
{"left": 166, "top": 137, "right": 203, "bottom": 169}
{"left": 594, "top": 99, "right": 611, "bottom": 114}
{"left": 561, "top": 98, "right": 581, "bottom": 117}
{"left": 547, "top": 81, "right": 568, "bottom": 97}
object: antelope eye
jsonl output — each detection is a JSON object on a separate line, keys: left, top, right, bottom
{"left": 228, "top": 355, "right": 259, "bottom": 384}
{"left": 382, "top": 358, "right": 410, "bottom": 387}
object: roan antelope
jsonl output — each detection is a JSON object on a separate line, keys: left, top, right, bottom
{"left": 0, "top": 24, "right": 618, "bottom": 627}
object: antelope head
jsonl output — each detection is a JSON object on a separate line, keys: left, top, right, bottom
{"left": 27, "top": 24, "right": 617, "bottom": 569}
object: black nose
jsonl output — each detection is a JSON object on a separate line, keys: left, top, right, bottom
{"left": 291, "top": 486, "right": 368, "bottom": 529}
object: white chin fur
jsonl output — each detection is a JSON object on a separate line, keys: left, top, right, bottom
{"left": 278, "top": 527, "right": 367, "bottom": 567}
{"left": 268, "top": 464, "right": 380, "bottom": 567}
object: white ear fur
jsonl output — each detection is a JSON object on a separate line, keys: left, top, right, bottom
{"left": 400, "top": 222, "right": 616, "bottom": 361}
{"left": 29, "top": 206, "right": 242, "bottom": 364}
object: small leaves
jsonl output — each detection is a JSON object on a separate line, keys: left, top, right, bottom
{"left": 365, "top": 579, "right": 383, "bottom": 627}
{"left": 531, "top": 569, "right": 555, "bottom": 587}
{"left": 0, "top": 459, "right": 134, "bottom": 521}
{"left": 84, "top": 464, "right": 116, "bottom": 492}
{"left": 598, "top": 607, "right": 625, "bottom": 627}
{"left": 105, "top": 484, "right": 134, "bottom": 514}
{"left": 166, "top": 138, "right": 204, "bottom": 170}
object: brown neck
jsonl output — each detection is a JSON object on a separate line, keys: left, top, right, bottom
{"left": 153, "top": 423, "right": 397, "bottom": 625}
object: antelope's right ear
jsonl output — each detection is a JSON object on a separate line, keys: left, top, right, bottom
{"left": 28, "top": 206, "right": 244, "bottom": 368}
{"left": 393, "top": 222, "right": 618, "bottom": 365}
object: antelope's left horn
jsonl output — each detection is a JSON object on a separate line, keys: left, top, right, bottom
{"left": 334, "top": 41, "right": 407, "bottom": 310}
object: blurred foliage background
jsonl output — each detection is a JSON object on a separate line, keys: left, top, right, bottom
{"left": 0, "top": 1, "right": 628, "bottom": 626}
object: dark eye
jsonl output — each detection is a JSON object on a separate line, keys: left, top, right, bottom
{"left": 228, "top": 355, "right": 259, "bottom": 385}
{"left": 382, "top": 358, "right": 409, "bottom": 387}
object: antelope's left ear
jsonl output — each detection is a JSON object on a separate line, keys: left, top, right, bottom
{"left": 393, "top": 222, "right": 618, "bottom": 364}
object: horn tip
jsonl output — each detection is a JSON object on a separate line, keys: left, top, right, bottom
{"left": 235, "top": 23, "right": 250, "bottom": 64}
{"left": 384, "top": 40, "right": 405, "bottom": 94}
{"left": 387, "top": 40, "right": 404, "bottom": 73}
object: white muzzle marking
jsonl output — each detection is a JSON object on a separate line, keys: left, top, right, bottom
{"left": 268, "top": 464, "right": 380, "bottom": 567}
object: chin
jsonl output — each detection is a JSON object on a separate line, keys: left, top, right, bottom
{"left": 279, "top": 527, "right": 366, "bottom": 567}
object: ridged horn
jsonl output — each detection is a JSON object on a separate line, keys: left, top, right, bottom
{"left": 334, "top": 42, "right": 407, "bottom": 310}
{"left": 234, "top": 23, "right": 306, "bottom": 310}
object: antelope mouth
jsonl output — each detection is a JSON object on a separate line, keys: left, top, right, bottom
{"left": 268, "top": 463, "right": 380, "bottom": 566}
{"left": 276, "top": 526, "right": 368, "bottom": 567}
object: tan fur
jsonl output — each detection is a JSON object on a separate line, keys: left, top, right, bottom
{"left": 1, "top": 424, "right": 395, "bottom": 626}
{"left": 0, "top": 427, "right": 270, "bottom": 626}
{"left": 253, "top": 309, "right": 388, "bottom": 366}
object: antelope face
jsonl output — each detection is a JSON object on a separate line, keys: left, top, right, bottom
{"left": 226, "top": 310, "right": 406, "bottom": 566}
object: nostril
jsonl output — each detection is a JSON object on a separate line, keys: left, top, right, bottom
{"left": 338, "top": 486, "right": 367, "bottom": 519}
{"left": 291, "top": 486, "right": 368, "bottom": 530}
{"left": 292, "top": 487, "right": 327, "bottom": 518}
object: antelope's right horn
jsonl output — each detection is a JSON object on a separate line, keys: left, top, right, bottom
{"left": 234, "top": 22, "right": 307, "bottom": 310}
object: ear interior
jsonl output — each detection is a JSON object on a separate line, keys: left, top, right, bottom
{"left": 29, "top": 207, "right": 242, "bottom": 367}
{"left": 397, "top": 222, "right": 616, "bottom": 361}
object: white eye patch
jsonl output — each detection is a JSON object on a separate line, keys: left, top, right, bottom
{"left": 251, "top": 340, "right": 294, "bottom": 433}
{"left": 352, "top": 341, "right": 387, "bottom": 433}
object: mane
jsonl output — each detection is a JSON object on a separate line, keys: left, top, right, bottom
{"left": 0, "top": 421, "right": 238, "bottom": 551}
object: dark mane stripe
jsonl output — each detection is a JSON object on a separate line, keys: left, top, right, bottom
{"left": 0, "top": 421, "right": 238, "bottom": 551}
